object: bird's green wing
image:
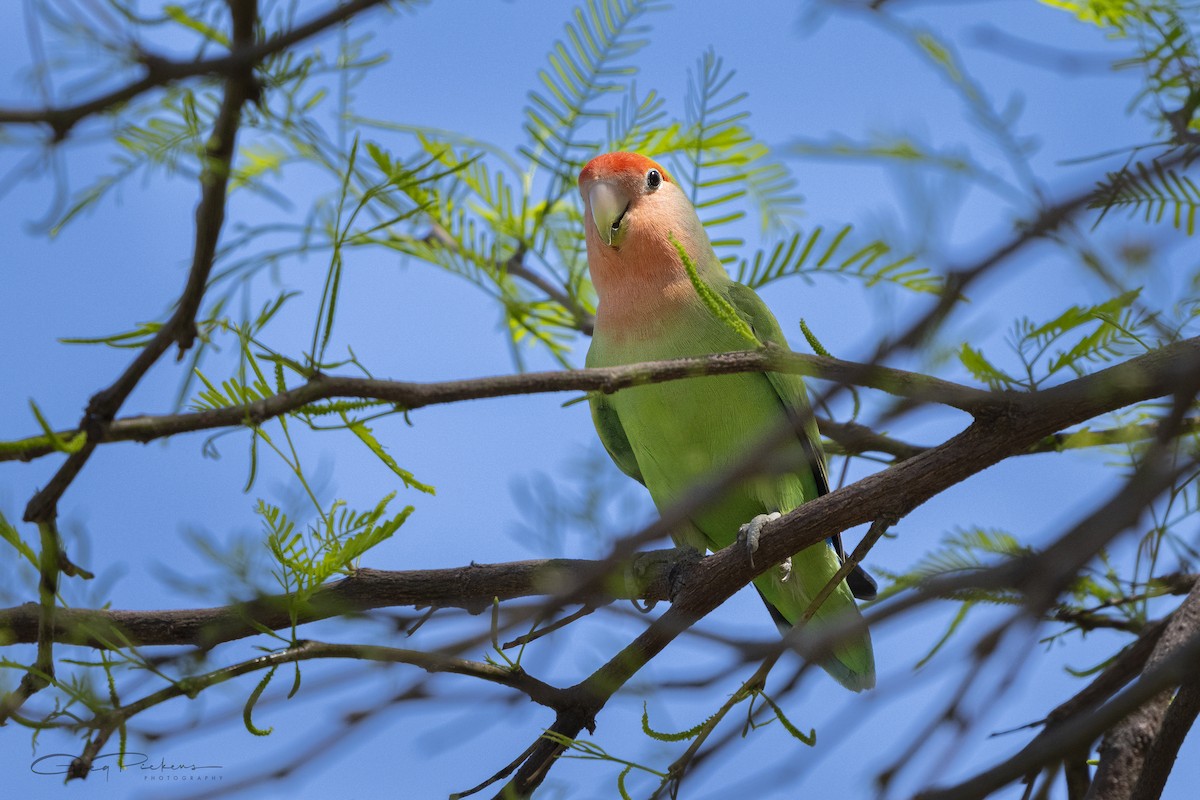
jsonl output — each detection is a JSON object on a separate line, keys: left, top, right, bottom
{"left": 588, "top": 392, "right": 644, "bottom": 485}
{"left": 722, "top": 281, "right": 878, "bottom": 600}
{"left": 721, "top": 281, "right": 830, "bottom": 492}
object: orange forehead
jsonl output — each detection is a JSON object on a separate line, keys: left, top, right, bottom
{"left": 578, "top": 152, "right": 672, "bottom": 185}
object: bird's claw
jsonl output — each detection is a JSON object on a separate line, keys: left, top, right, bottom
{"left": 737, "top": 512, "right": 781, "bottom": 567}
{"left": 779, "top": 556, "right": 793, "bottom": 583}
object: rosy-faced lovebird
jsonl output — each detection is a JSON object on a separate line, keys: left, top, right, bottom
{"left": 579, "top": 151, "right": 877, "bottom": 691}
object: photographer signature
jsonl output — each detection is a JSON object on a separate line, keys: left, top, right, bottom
{"left": 31, "top": 752, "right": 223, "bottom": 782}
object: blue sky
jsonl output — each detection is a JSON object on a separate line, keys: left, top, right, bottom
{"left": 1, "top": 1, "right": 1196, "bottom": 798}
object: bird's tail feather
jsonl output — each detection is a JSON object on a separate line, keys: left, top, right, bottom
{"left": 753, "top": 547, "right": 876, "bottom": 692}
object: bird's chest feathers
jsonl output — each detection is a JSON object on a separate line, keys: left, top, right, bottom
{"left": 589, "top": 321, "right": 780, "bottom": 500}
{"left": 593, "top": 276, "right": 711, "bottom": 343}
{"left": 589, "top": 218, "right": 717, "bottom": 342}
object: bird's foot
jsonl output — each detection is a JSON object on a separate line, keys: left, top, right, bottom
{"left": 778, "top": 556, "right": 793, "bottom": 583}
{"left": 737, "top": 512, "right": 781, "bottom": 567}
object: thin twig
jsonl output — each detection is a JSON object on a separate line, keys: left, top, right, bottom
{"left": 0, "top": 0, "right": 395, "bottom": 140}
{"left": 66, "top": 639, "right": 559, "bottom": 779}
{"left": 501, "top": 604, "right": 598, "bottom": 650}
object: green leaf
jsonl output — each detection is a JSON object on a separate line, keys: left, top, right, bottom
{"left": 0, "top": 511, "right": 38, "bottom": 568}
{"left": 243, "top": 666, "right": 277, "bottom": 736}
{"left": 60, "top": 321, "right": 163, "bottom": 349}
{"left": 875, "top": 527, "right": 1030, "bottom": 606}
{"left": 671, "top": 233, "right": 758, "bottom": 346}
{"left": 522, "top": 0, "right": 667, "bottom": 207}
{"left": 295, "top": 398, "right": 391, "bottom": 418}
{"left": 28, "top": 401, "right": 86, "bottom": 454}
{"left": 346, "top": 420, "right": 435, "bottom": 494}
{"left": 616, "top": 765, "right": 635, "bottom": 800}
{"left": 755, "top": 692, "right": 816, "bottom": 746}
{"left": 1039, "top": 0, "right": 1135, "bottom": 31}
{"left": 671, "top": 48, "right": 804, "bottom": 243}
{"left": 260, "top": 492, "right": 414, "bottom": 606}
{"left": 231, "top": 145, "right": 287, "bottom": 191}
{"left": 165, "top": 5, "right": 231, "bottom": 46}
{"left": 538, "top": 730, "right": 668, "bottom": 783}
{"left": 915, "top": 601, "right": 975, "bottom": 669}
{"left": 916, "top": 32, "right": 965, "bottom": 85}
{"left": 735, "top": 226, "right": 936, "bottom": 294}
{"left": 365, "top": 140, "right": 393, "bottom": 176}
{"left": 311, "top": 136, "right": 360, "bottom": 366}
{"left": 1027, "top": 290, "right": 1141, "bottom": 340}
{"left": 799, "top": 319, "right": 831, "bottom": 359}
{"left": 958, "top": 343, "right": 1017, "bottom": 390}
{"left": 641, "top": 701, "right": 715, "bottom": 742}
{"left": 49, "top": 177, "right": 120, "bottom": 238}
{"left": 1090, "top": 162, "right": 1199, "bottom": 235}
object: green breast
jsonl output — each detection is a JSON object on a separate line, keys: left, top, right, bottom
{"left": 588, "top": 314, "right": 816, "bottom": 549}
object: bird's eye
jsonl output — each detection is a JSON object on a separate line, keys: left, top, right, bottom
{"left": 646, "top": 169, "right": 662, "bottom": 190}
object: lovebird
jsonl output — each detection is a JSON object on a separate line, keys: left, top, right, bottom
{"left": 579, "top": 152, "right": 877, "bottom": 691}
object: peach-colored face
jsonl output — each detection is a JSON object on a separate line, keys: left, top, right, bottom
{"left": 577, "top": 152, "right": 715, "bottom": 333}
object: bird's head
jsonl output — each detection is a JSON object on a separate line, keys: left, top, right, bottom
{"left": 578, "top": 151, "right": 676, "bottom": 249}
{"left": 578, "top": 152, "right": 713, "bottom": 298}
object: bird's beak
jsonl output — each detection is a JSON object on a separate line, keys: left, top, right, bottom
{"left": 587, "top": 181, "right": 630, "bottom": 247}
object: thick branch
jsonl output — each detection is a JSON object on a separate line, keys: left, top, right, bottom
{"left": 915, "top": 627, "right": 1200, "bottom": 800}
{"left": 957, "top": 615, "right": 1172, "bottom": 797}
{"left": 1088, "top": 577, "right": 1200, "bottom": 800}
{"left": 1129, "top": 675, "right": 1200, "bottom": 800}
{"left": 918, "top": 582, "right": 1200, "bottom": 800}
{"left": 0, "top": 349, "right": 991, "bottom": 464}
{"left": 10, "top": 391, "right": 1189, "bottom": 469}
{"left": 0, "top": 551, "right": 680, "bottom": 649}
{"left": 1047, "top": 617, "right": 1168, "bottom": 727}
{"left": 0, "top": 338, "right": 1193, "bottom": 794}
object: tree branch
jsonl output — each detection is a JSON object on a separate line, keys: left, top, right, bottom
{"left": 1089, "top": 577, "right": 1200, "bottom": 800}
{"left": 0, "top": 335, "right": 1191, "bottom": 791}
{"left": 503, "top": 248, "right": 595, "bottom": 335}
{"left": 493, "top": 337, "right": 1200, "bottom": 797}
{"left": 818, "top": 417, "right": 930, "bottom": 460}
{"left": 0, "top": 0, "right": 394, "bottom": 140}
{"left": 65, "top": 638, "right": 562, "bottom": 779}
{"left": 23, "top": 1, "right": 258, "bottom": 524}
{"left": 1129, "top": 671, "right": 1200, "bottom": 800}
{"left": 917, "top": 583, "right": 1200, "bottom": 800}
{"left": 0, "top": 551, "right": 681, "bottom": 649}
{"left": 3, "top": 0, "right": 259, "bottom": 728}
{"left": 0, "top": 349, "right": 995, "bottom": 465}
{"left": 912, "top": 582, "right": 1195, "bottom": 800}
{"left": 979, "top": 615, "right": 1172, "bottom": 795}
